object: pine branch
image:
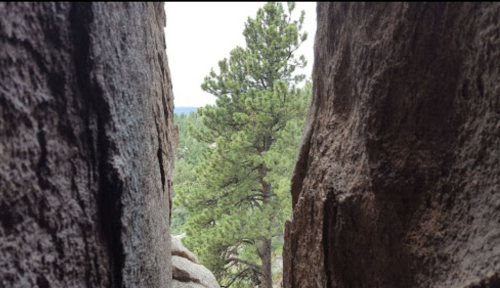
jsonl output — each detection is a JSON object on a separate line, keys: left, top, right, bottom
{"left": 221, "top": 268, "right": 252, "bottom": 288}
{"left": 226, "top": 258, "right": 263, "bottom": 271}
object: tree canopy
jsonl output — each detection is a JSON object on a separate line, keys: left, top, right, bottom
{"left": 172, "top": 112, "right": 208, "bottom": 235}
{"left": 174, "top": 2, "right": 310, "bottom": 287}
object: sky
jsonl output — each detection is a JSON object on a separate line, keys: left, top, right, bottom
{"left": 164, "top": 2, "right": 317, "bottom": 108}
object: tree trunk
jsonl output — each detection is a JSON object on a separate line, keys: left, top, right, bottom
{"left": 257, "top": 237, "right": 273, "bottom": 288}
{"left": 0, "top": 3, "right": 176, "bottom": 287}
{"left": 256, "top": 139, "right": 274, "bottom": 288}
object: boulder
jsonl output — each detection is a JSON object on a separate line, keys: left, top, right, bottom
{"left": 172, "top": 256, "right": 220, "bottom": 288}
{"left": 171, "top": 234, "right": 220, "bottom": 288}
{"left": 172, "top": 235, "right": 200, "bottom": 264}
{"left": 172, "top": 280, "right": 207, "bottom": 288}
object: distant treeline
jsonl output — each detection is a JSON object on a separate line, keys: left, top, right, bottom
{"left": 174, "top": 107, "right": 198, "bottom": 115}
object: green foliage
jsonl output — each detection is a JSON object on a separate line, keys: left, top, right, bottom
{"left": 173, "top": 159, "right": 195, "bottom": 192}
{"left": 175, "top": 2, "right": 310, "bottom": 287}
{"left": 171, "top": 205, "right": 189, "bottom": 235}
{"left": 175, "top": 112, "right": 208, "bottom": 167}
{"left": 172, "top": 111, "right": 209, "bottom": 234}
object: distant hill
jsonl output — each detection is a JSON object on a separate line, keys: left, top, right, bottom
{"left": 174, "top": 107, "right": 198, "bottom": 115}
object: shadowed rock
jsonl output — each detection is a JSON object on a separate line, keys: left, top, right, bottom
{"left": 0, "top": 2, "right": 176, "bottom": 287}
{"left": 284, "top": 2, "right": 500, "bottom": 288}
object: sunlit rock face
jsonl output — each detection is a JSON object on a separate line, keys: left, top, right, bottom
{"left": 0, "top": 2, "right": 176, "bottom": 287}
{"left": 284, "top": 2, "right": 500, "bottom": 288}
{"left": 172, "top": 235, "right": 220, "bottom": 288}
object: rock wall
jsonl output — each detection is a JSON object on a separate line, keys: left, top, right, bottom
{"left": 0, "top": 2, "right": 175, "bottom": 287}
{"left": 284, "top": 2, "right": 500, "bottom": 288}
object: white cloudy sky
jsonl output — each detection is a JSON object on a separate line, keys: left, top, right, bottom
{"left": 164, "top": 2, "right": 317, "bottom": 108}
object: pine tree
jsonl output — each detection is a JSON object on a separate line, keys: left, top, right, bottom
{"left": 175, "top": 3, "right": 309, "bottom": 287}
{"left": 172, "top": 111, "right": 208, "bottom": 234}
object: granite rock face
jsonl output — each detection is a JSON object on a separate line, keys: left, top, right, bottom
{"left": 284, "top": 2, "right": 500, "bottom": 288}
{"left": 0, "top": 2, "right": 175, "bottom": 287}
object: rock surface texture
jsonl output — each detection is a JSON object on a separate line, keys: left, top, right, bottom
{"left": 0, "top": 2, "right": 175, "bottom": 287}
{"left": 172, "top": 235, "right": 200, "bottom": 264}
{"left": 172, "top": 235, "right": 220, "bottom": 288}
{"left": 284, "top": 2, "right": 500, "bottom": 288}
